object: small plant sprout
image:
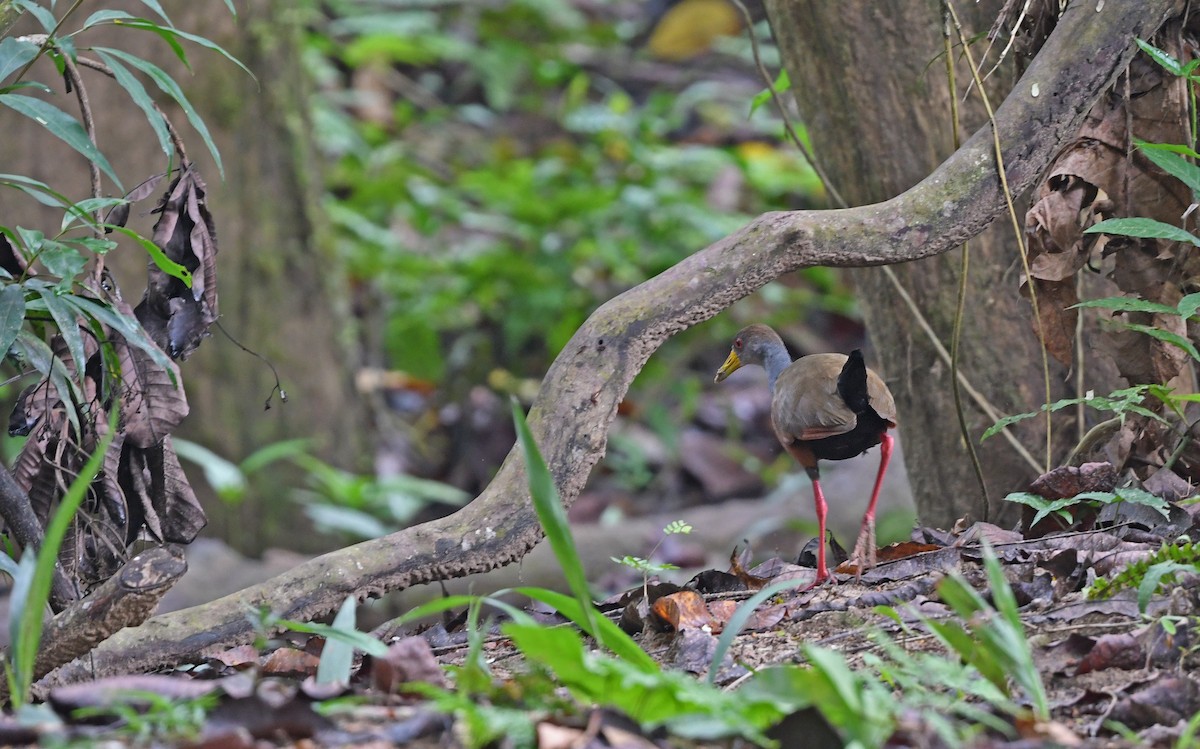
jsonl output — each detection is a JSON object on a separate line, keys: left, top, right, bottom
{"left": 612, "top": 519, "right": 694, "bottom": 579}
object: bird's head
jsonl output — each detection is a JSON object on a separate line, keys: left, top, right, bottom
{"left": 714, "top": 324, "right": 785, "bottom": 383}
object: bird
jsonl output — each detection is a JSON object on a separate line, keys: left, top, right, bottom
{"left": 714, "top": 324, "right": 896, "bottom": 585}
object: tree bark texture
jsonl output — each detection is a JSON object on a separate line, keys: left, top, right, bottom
{"left": 0, "top": 0, "right": 366, "bottom": 553}
{"left": 766, "top": 0, "right": 1129, "bottom": 526}
{"left": 38, "top": 0, "right": 1178, "bottom": 683}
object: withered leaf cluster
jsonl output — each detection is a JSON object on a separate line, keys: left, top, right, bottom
{"left": 6, "top": 165, "right": 220, "bottom": 598}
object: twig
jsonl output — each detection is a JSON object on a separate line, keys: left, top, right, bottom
{"left": 942, "top": 2, "right": 992, "bottom": 519}
{"left": 57, "top": 51, "right": 102, "bottom": 232}
{"left": 946, "top": 0, "right": 1054, "bottom": 472}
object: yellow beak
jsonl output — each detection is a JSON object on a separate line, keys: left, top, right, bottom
{"left": 714, "top": 349, "right": 742, "bottom": 383}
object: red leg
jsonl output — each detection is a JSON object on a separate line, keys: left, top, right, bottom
{"left": 852, "top": 432, "right": 894, "bottom": 574}
{"left": 808, "top": 466, "right": 830, "bottom": 584}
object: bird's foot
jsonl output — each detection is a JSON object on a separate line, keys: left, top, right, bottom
{"left": 849, "top": 521, "right": 877, "bottom": 582}
{"left": 799, "top": 568, "right": 836, "bottom": 592}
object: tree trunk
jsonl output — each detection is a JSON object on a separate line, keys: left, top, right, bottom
{"left": 0, "top": 0, "right": 367, "bottom": 553}
{"left": 766, "top": 1, "right": 1118, "bottom": 526}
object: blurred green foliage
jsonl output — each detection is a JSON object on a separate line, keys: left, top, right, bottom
{"left": 306, "top": 0, "right": 838, "bottom": 390}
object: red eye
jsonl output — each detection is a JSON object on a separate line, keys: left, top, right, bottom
{"left": 734, "top": 338, "right": 743, "bottom": 349}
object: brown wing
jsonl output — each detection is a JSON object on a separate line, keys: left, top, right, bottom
{"left": 865, "top": 367, "right": 897, "bottom": 426}
{"left": 771, "top": 353, "right": 858, "bottom": 443}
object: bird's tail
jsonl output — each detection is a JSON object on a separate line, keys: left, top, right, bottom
{"left": 837, "top": 349, "right": 871, "bottom": 413}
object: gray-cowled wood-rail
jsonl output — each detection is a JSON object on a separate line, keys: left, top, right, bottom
{"left": 715, "top": 324, "right": 897, "bottom": 584}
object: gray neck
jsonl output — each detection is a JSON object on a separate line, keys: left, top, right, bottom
{"left": 763, "top": 345, "right": 793, "bottom": 392}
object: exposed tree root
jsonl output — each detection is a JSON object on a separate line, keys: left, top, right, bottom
{"left": 39, "top": 0, "right": 1179, "bottom": 686}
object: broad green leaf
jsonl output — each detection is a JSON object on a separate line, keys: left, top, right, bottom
{"left": 1178, "top": 292, "right": 1200, "bottom": 319}
{"left": 274, "top": 615, "right": 388, "bottom": 658}
{"left": 92, "top": 50, "right": 172, "bottom": 158}
{"left": 709, "top": 576, "right": 813, "bottom": 684}
{"left": 1122, "top": 322, "right": 1200, "bottom": 362}
{"left": 13, "top": 331, "right": 81, "bottom": 436}
{"left": 1133, "top": 139, "right": 1200, "bottom": 160}
{"left": 240, "top": 438, "right": 311, "bottom": 474}
{"left": 10, "top": 0, "right": 55, "bottom": 33}
{"left": 510, "top": 399, "right": 597, "bottom": 636}
{"left": 0, "top": 95, "right": 123, "bottom": 190}
{"left": 0, "top": 38, "right": 40, "bottom": 84}
{"left": 105, "top": 226, "right": 192, "bottom": 286}
{"left": 111, "top": 19, "right": 255, "bottom": 80}
{"left": 37, "top": 241, "right": 86, "bottom": 285}
{"left": 1071, "top": 296, "right": 1178, "bottom": 316}
{"left": 60, "top": 197, "right": 128, "bottom": 232}
{"left": 134, "top": 0, "right": 174, "bottom": 26}
{"left": 750, "top": 69, "right": 788, "bottom": 116}
{"left": 1136, "top": 142, "right": 1200, "bottom": 199}
{"left": 1136, "top": 561, "right": 1193, "bottom": 613}
{"left": 1136, "top": 38, "right": 1184, "bottom": 76}
{"left": 1083, "top": 217, "right": 1200, "bottom": 247}
{"left": 91, "top": 47, "right": 224, "bottom": 178}
{"left": 0, "top": 284, "right": 25, "bottom": 357}
{"left": 515, "top": 587, "right": 657, "bottom": 672}
{"left": 315, "top": 596, "right": 357, "bottom": 684}
{"left": 63, "top": 294, "right": 173, "bottom": 375}
{"left": 36, "top": 288, "right": 87, "bottom": 380}
{"left": 80, "top": 10, "right": 135, "bottom": 30}
{"left": 9, "top": 411, "right": 115, "bottom": 706}
{"left": 172, "top": 438, "right": 246, "bottom": 498}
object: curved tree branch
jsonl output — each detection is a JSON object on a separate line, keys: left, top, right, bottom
{"left": 42, "top": 0, "right": 1180, "bottom": 684}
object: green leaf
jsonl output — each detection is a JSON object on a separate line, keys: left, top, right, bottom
{"left": 92, "top": 50, "right": 172, "bottom": 159}
{"left": 1136, "top": 38, "right": 1184, "bottom": 76}
{"left": 9, "top": 410, "right": 115, "bottom": 706}
{"left": 274, "top": 614, "right": 388, "bottom": 658}
{"left": 10, "top": 0, "right": 55, "bottom": 33}
{"left": 709, "top": 576, "right": 814, "bottom": 684}
{"left": 1133, "top": 139, "right": 1200, "bottom": 160}
{"left": 1177, "top": 292, "right": 1200, "bottom": 320}
{"left": 0, "top": 38, "right": 40, "bottom": 84}
{"left": 1136, "top": 142, "right": 1200, "bottom": 199}
{"left": 510, "top": 399, "right": 597, "bottom": 636}
{"left": 80, "top": 10, "right": 136, "bottom": 30}
{"left": 1122, "top": 322, "right": 1200, "bottom": 362}
{"left": 91, "top": 47, "right": 224, "bottom": 178}
{"left": 1083, "top": 217, "right": 1200, "bottom": 247}
{"left": 515, "top": 586, "right": 657, "bottom": 672}
{"left": 1136, "top": 561, "right": 1194, "bottom": 614}
{"left": 110, "top": 18, "right": 255, "bottom": 81}
{"left": 0, "top": 95, "right": 123, "bottom": 190}
{"left": 172, "top": 438, "right": 246, "bottom": 499}
{"left": 316, "top": 596, "right": 357, "bottom": 684}
{"left": 62, "top": 294, "right": 173, "bottom": 375}
{"left": 105, "top": 226, "right": 191, "bottom": 286}
{"left": 36, "top": 288, "right": 87, "bottom": 380}
{"left": 240, "top": 438, "right": 311, "bottom": 474}
{"left": 13, "top": 331, "right": 81, "bottom": 436}
{"left": 1071, "top": 296, "right": 1178, "bottom": 316}
{"left": 749, "top": 69, "right": 788, "bottom": 116}
{"left": 0, "top": 284, "right": 26, "bottom": 357}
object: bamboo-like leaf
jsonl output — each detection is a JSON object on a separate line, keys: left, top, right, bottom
{"left": 80, "top": 10, "right": 135, "bottom": 30}
{"left": 90, "top": 47, "right": 223, "bottom": 178}
{"left": 1071, "top": 296, "right": 1178, "bottom": 315}
{"left": 8, "top": 410, "right": 115, "bottom": 706}
{"left": 111, "top": 19, "right": 255, "bottom": 80}
{"left": 92, "top": 50, "right": 171, "bottom": 158}
{"left": 1136, "top": 38, "right": 1184, "bottom": 75}
{"left": 10, "top": 0, "right": 55, "bottom": 33}
{"left": 1136, "top": 142, "right": 1200, "bottom": 199}
{"left": 315, "top": 596, "right": 356, "bottom": 685}
{"left": 0, "top": 95, "right": 123, "bottom": 190}
{"left": 1177, "top": 293, "right": 1200, "bottom": 320}
{"left": 0, "top": 284, "right": 26, "bottom": 357}
{"left": 0, "top": 38, "right": 40, "bottom": 84}
{"left": 106, "top": 225, "right": 191, "bottom": 286}
{"left": 510, "top": 399, "right": 598, "bottom": 636}
{"left": 1122, "top": 322, "right": 1200, "bottom": 362}
{"left": 1083, "top": 217, "right": 1200, "bottom": 247}
{"left": 35, "top": 288, "right": 87, "bottom": 381}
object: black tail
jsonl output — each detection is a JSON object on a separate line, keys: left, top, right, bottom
{"left": 837, "top": 349, "right": 871, "bottom": 413}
